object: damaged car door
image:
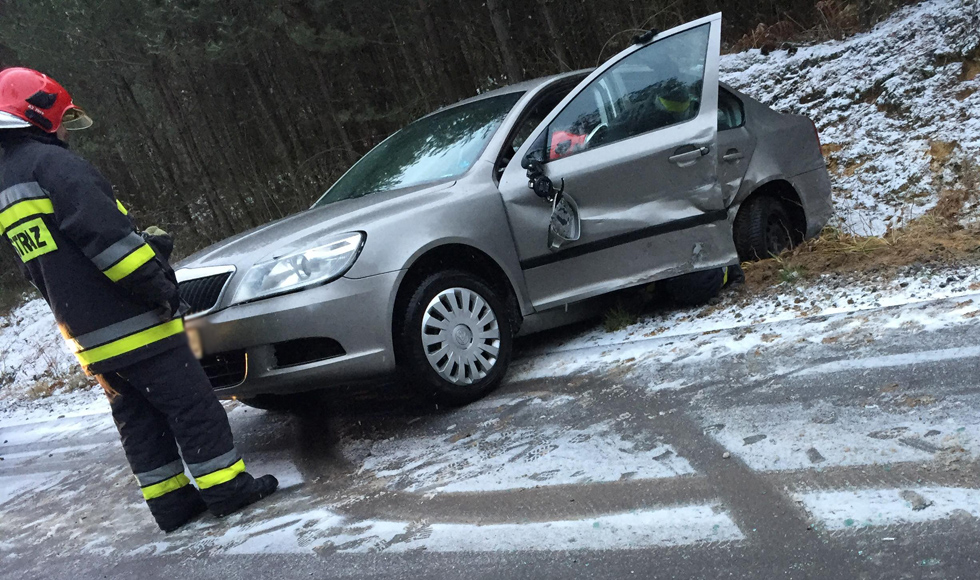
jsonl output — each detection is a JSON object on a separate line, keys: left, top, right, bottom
{"left": 498, "top": 13, "right": 737, "bottom": 311}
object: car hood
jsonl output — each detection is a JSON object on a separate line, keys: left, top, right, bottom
{"left": 176, "top": 180, "right": 456, "bottom": 272}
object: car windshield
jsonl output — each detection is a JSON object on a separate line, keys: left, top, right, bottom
{"left": 314, "top": 92, "right": 524, "bottom": 206}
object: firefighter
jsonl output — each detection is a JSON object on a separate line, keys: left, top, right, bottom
{"left": 646, "top": 77, "right": 700, "bottom": 130}
{"left": 0, "top": 67, "right": 277, "bottom": 533}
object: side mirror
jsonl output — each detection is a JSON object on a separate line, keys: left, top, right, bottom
{"left": 521, "top": 131, "right": 548, "bottom": 170}
{"left": 548, "top": 193, "right": 580, "bottom": 251}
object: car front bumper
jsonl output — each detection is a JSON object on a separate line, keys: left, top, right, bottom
{"left": 184, "top": 271, "right": 401, "bottom": 399}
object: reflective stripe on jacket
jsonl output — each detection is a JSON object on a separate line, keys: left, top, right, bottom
{"left": 0, "top": 132, "right": 185, "bottom": 374}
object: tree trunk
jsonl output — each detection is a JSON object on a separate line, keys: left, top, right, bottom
{"left": 417, "top": 0, "right": 459, "bottom": 102}
{"left": 485, "top": 0, "right": 524, "bottom": 82}
{"left": 389, "top": 10, "right": 433, "bottom": 109}
{"left": 537, "top": 0, "right": 571, "bottom": 70}
{"left": 149, "top": 59, "right": 236, "bottom": 238}
{"left": 311, "top": 58, "right": 359, "bottom": 165}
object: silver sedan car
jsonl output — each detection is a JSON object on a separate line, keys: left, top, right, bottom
{"left": 176, "top": 13, "right": 832, "bottom": 407}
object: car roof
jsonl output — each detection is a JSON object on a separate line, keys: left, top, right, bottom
{"left": 425, "top": 70, "right": 593, "bottom": 116}
{"left": 422, "top": 73, "right": 749, "bottom": 122}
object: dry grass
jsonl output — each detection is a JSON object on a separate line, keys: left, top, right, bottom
{"left": 745, "top": 158, "right": 980, "bottom": 290}
{"left": 26, "top": 369, "right": 91, "bottom": 400}
{"left": 731, "top": 20, "right": 799, "bottom": 53}
{"left": 959, "top": 46, "right": 980, "bottom": 82}
{"left": 726, "top": 0, "right": 919, "bottom": 54}
{"left": 603, "top": 303, "right": 640, "bottom": 332}
{"left": 929, "top": 140, "right": 957, "bottom": 170}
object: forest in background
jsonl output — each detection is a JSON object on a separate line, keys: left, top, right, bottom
{"left": 0, "top": 0, "right": 911, "bottom": 300}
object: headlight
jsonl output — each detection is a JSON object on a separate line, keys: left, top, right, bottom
{"left": 232, "top": 232, "right": 364, "bottom": 304}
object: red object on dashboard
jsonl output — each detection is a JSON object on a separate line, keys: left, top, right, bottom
{"left": 550, "top": 131, "right": 587, "bottom": 160}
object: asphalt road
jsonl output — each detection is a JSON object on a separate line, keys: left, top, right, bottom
{"left": 2, "top": 293, "right": 980, "bottom": 579}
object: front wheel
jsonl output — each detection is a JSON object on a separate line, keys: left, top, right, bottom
{"left": 396, "top": 271, "right": 514, "bottom": 406}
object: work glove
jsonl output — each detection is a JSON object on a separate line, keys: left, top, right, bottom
{"left": 157, "top": 289, "right": 182, "bottom": 321}
{"left": 139, "top": 226, "right": 184, "bottom": 319}
{"left": 141, "top": 226, "right": 174, "bottom": 261}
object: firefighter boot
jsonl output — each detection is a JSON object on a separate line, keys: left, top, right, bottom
{"left": 146, "top": 484, "right": 209, "bottom": 533}
{"left": 204, "top": 472, "right": 279, "bottom": 518}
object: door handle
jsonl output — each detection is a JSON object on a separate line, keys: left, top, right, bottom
{"left": 723, "top": 149, "right": 744, "bottom": 163}
{"left": 669, "top": 145, "right": 710, "bottom": 166}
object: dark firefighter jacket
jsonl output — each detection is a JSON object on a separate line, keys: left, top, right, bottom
{"left": 0, "top": 131, "right": 184, "bottom": 375}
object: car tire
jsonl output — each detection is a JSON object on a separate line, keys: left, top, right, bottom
{"left": 660, "top": 267, "right": 726, "bottom": 307}
{"left": 396, "top": 270, "right": 514, "bottom": 406}
{"left": 734, "top": 195, "right": 795, "bottom": 261}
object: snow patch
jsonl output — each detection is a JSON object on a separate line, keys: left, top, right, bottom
{"left": 215, "top": 509, "right": 346, "bottom": 555}
{"left": 244, "top": 457, "right": 305, "bottom": 490}
{"left": 701, "top": 401, "right": 979, "bottom": 472}
{"left": 798, "top": 487, "right": 980, "bottom": 529}
{"left": 796, "top": 345, "right": 980, "bottom": 375}
{"left": 193, "top": 505, "right": 741, "bottom": 555}
{"left": 385, "top": 505, "right": 742, "bottom": 552}
{"left": 0, "top": 471, "right": 69, "bottom": 507}
{"left": 351, "top": 421, "right": 694, "bottom": 493}
{"left": 0, "top": 299, "right": 78, "bottom": 397}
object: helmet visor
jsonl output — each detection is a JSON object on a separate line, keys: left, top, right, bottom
{"left": 62, "top": 106, "right": 93, "bottom": 131}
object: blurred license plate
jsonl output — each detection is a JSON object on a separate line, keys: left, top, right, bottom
{"left": 186, "top": 328, "right": 204, "bottom": 359}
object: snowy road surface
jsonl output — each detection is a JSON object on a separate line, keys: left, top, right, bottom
{"left": 3, "top": 289, "right": 980, "bottom": 579}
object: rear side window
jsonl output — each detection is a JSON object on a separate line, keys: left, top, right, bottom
{"left": 718, "top": 87, "right": 744, "bottom": 131}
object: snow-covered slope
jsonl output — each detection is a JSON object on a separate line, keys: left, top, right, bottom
{"left": 722, "top": 0, "right": 980, "bottom": 235}
{"left": 0, "top": 300, "right": 86, "bottom": 406}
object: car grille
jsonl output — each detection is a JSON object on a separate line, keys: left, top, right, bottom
{"left": 200, "top": 350, "right": 247, "bottom": 389}
{"left": 179, "top": 273, "right": 232, "bottom": 316}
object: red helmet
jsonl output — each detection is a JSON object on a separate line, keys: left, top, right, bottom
{"left": 0, "top": 67, "right": 92, "bottom": 133}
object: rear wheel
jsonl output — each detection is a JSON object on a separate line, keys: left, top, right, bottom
{"left": 396, "top": 270, "right": 513, "bottom": 406}
{"left": 734, "top": 195, "right": 795, "bottom": 261}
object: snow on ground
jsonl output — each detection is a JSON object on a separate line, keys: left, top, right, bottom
{"left": 0, "top": 472, "right": 69, "bottom": 508}
{"left": 701, "top": 397, "right": 980, "bottom": 472}
{"left": 722, "top": 0, "right": 980, "bottom": 235}
{"left": 381, "top": 506, "right": 743, "bottom": 552}
{"left": 798, "top": 487, "right": 980, "bottom": 530}
{"left": 350, "top": 420, "right": 693, "bottom": 494}
{"left": 0, "top": 299, "right": 81, "bottom": 396}
{"left": 512, "top": 263, "right": 980, "bottom": 382}
{"left": 190, "top": 503, "right": 742, "bottom": 555}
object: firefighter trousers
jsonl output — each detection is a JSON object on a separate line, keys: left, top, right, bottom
{"left": 98, "top": 343, "right": 261, "bottom": 531}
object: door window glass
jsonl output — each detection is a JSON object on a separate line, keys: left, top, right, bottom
{"left": 717, "top": 87, "right": 745, "bottom": 131}
{"left": 545, "top": 24, "right": 710, "bottom": 161}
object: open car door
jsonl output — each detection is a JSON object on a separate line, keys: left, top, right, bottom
{"left": 498, "top": 13, "right": 737, "bottom": 311}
